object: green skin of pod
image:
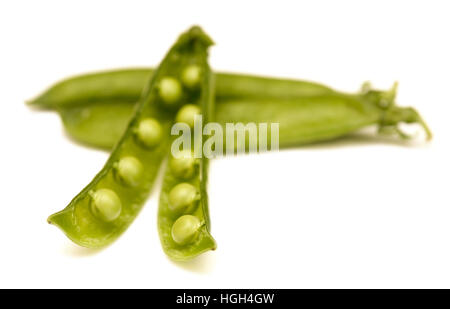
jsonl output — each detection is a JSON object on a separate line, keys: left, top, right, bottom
{"left": 47, "top": 26, "right": 216, "bottom": 253}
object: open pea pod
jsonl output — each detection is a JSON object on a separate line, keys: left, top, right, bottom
{"left": 157, "top": 50, "right": 216, "bottom": 260}
{"left": 48, "top": 26, "right": 214, "bottom": 248}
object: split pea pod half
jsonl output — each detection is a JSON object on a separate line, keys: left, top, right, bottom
{"left": 158, "top": 57, "right": 216, "bottom": 261}
{"left": 47, "top": 26, "right": 215, "bottom": 248}
{"left": 53, "top": 83, "right": 432, "bottom": 152}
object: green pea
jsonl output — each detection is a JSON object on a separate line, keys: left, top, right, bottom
{"left": 171, "top": 215, "right": 201, "bottom": 245}
{"left": 175, "top": 104, "right": 201, "bottom": 128}
{"left": 181, "top": 65, "right": 202, "bottom": 89}
{"left": 169, "top": 150, "right": 198, "bottom": 179}
{"left": 158, "top": 77, "right": 182, "bottom": 104}
{"left": 135, "top": 118, "right": 162, "bottom": 148}
{"left": 89, "top": 189, "right": 122, "bottom": 222}
{"left": 114, "top": 156, "right": 143, "bottom": 186}
{"left": 168, "top": 183, "right": 199, "bottom": 214}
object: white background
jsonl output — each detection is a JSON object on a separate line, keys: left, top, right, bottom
{"left": 0, "top": 0, "right": 449, "bottom": 288}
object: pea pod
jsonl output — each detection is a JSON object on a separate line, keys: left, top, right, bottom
{"left": 158, "top": 60, "right": 216, "bottom": 261}
{"left": 215, "top": 87, "right": 432, "bottom": 147}
{"left": 28, "top": 69, "right": 334, "bottom": 109}
{"left": 56, "top": 85, "right": 431, "bottom": 152}
{"left": 58, "top": 101, "right": 135, "bottom": 149}
{"left": 29, "top": 62, "right": 431, "bottom": 148}
{"left": 48, "top": 26, "right": 214, "bottom": 248}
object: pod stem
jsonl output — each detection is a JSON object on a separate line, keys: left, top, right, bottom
{"left": 380, "top": 106, "right": 432, "bottom": 141}
{"left": 416, "top": 113, "right": 433, "bottom": 141}
{"left": 363, "top": 82, "right": 432, "bottom": 141}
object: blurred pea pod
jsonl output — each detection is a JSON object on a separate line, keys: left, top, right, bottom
{"left": 28, "top": 69, "right": 335, "bottom": 109}
{"left": 30, "top": 76, "right": 431, "bottom": 150}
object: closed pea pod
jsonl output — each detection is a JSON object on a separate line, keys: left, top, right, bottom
{"left": 215, "top": 88, "right": 432, "bottom": 149}
{"left": 28, "top": 62, "right": 431, "bottom": 147}
{"left": 54, "top": 86, "right": 432, "bottom": 152}
{"left": 28, "top": 68, "right": 336, "bottom": 110}
{"left": 47, "top": 26, "right": 215, "bottom": 248}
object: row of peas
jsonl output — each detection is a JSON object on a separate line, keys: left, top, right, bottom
{"left": 87, "top": 64, "right": 204, "bottom": 247}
